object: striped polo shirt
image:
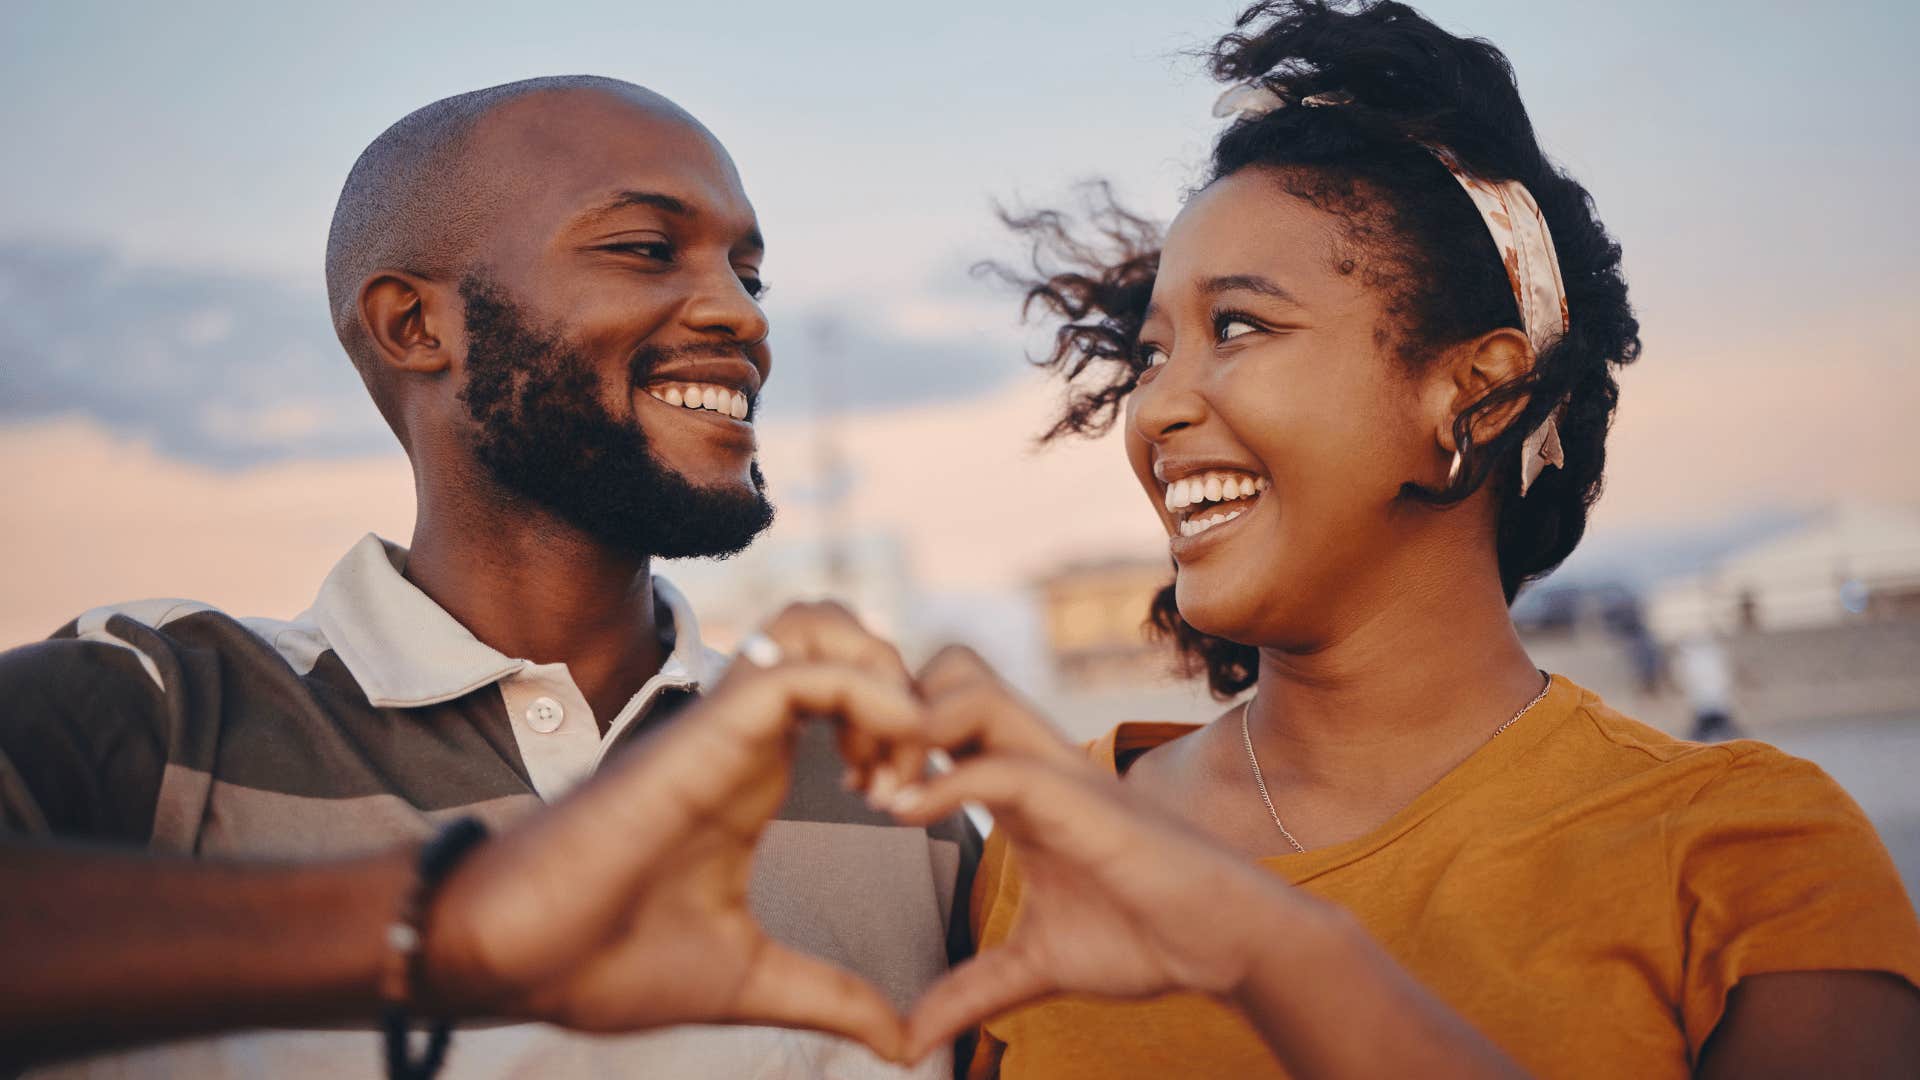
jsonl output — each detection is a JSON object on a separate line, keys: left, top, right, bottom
{"left": 0, "top": 533, "right": 976, "bottom": 1079}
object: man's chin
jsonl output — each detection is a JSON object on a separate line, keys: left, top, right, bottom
{"left": 633, "top": 497, "right": 775, "bottom": 561}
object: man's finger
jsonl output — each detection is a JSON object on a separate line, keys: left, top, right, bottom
{"left": 759, "top": 601, "right": 913, "bottom": 687}
{"left": 590, "top": 662, "right": 927, "bottom": 837}
{"left": 903, "top": 948, "right": 1053, "bottom": 1063}
{"left": 720, "top": 661, "right": 927, "bottom": 745}
{"left": 730, "top": 939, "right": 909, "bottom": 1062}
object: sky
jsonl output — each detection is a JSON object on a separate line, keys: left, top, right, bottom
{"left": 2, "top": 0, "right": 1917, "bottom": 647}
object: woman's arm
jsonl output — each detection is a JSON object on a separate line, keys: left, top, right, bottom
{"left": 890, "top": 646, "right": 1525, "bottom": 1078}
{"left": 889, "top": 747, "right": 1524, "bottom": 1078}
{"left": 893, "top": 647, "right": 1920, "bottom": 1078}
{"left": 1695, "top": 971, "right": 1920, "bottom": 1079}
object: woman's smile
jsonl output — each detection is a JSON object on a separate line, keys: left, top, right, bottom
{"left": 1160, "top": 466, "right": 1272, "bottom": 556}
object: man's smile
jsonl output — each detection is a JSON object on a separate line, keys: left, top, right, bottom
{"left": 643, "top": 381, "right": 752, "bottom": 421}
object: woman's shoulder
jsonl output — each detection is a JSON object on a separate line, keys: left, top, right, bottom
{"left": 1088, "top": 719, "right": 1208, "bottom": 776}
{"left": 1534, "top": 680, "right": 1832, "bottom": 805}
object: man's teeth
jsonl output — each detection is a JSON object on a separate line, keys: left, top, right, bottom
{"left": 648, "top": 383, "right": 750, "bottom": 420}
{"left": 1163, "top": 471, "right": 1270, "bottom": 513}
{"left": 1179, "top": 508, "right": 1245, "bottom": 537}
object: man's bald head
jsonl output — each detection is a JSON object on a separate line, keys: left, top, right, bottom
{"left": 323, "top": 76, "right": 772, "bottom": 559}
{"left": 324, "top": 76, "right": 702, "bottom": 386}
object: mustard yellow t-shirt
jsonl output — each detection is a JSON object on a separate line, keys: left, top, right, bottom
{"left": 967, "top": 676, "right": 1920, "bottom": 1079}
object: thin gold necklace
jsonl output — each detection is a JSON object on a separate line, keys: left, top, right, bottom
{"left": 1239, "top": 673, "right": 1553, "bottom": 854}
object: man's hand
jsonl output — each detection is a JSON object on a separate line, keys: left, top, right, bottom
{"left": 421, "top": 602, "right": 925, "bottom": 1058}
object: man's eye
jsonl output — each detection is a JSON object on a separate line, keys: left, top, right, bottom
{"left": 609, "top": 242, "right": 674, "bottom": 261}
{"left": 739, "top": 276, "right": 769, "bottom": 300}
{"left": 1138, "top": 345, "right": 1168, "bottom": 369}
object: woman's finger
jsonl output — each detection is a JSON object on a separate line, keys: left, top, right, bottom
{"left": 729, "top": 939, "right": 909, "bottom": 1062}
{"left": 915, "top": 646, "right": 1081, "bottom": 765}
{"left": 883, "top": 755, "right": 1099, "bottom": 838}
{"left": 903, "top": 948, "right": 1054, "bottom": 1063}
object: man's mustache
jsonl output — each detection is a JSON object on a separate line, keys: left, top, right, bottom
{"left": 629, "top": 341, "right": 754, "bottom": 385}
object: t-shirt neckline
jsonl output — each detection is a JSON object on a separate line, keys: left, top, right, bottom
{"left": 1092, "top": 674, "right": 1586, "bottom": 884}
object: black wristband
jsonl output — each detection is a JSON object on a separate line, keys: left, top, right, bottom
{"left": 383, "top": 817, "right": 489, "bottom": 1080}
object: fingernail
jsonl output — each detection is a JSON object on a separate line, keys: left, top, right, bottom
{"left": 889, "top": 785, "right": 924, "bottom": 813}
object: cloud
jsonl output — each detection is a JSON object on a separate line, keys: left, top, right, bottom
{"left": 0, "top": 241, "right": 389, "bottom": 465}
{"left": 0, "top": 239, "right": 1038, "bottom": 465}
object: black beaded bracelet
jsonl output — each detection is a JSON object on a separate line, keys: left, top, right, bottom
{"left": 381, "top": 817, "right": 490, "bottom": 1080}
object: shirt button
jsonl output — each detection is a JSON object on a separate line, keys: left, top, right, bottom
{"left": 525, "top": 696, "right": 565, "bottom": 733}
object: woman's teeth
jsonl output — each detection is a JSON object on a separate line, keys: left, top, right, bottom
{"left": 647, "top": 383, "right": 751, "bottom": 421}
{"left": 1180, "top": 508, "right": 1244, "bottom": 537}
{"left": 1163, "top": 470, "right": 1270, "bottom": 512}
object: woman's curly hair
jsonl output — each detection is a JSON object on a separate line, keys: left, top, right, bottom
{"left": 994, "top": 0, "right": 1642, "bottom": 698}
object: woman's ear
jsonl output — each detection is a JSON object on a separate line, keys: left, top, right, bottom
{"left": 357, "top": 270, "right": 458, "bottom": 376}
{"left": 1431, "top": 327, "right": 1534, "bottom": 453}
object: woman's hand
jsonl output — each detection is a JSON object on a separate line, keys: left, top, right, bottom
{"left": 887, "top": 646, "right": 1320, "bottom": 1060}
{"left": 421, "top": 602, "right": 923, "bottom": 1059}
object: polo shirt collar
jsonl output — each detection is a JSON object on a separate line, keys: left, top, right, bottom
{"left": 308, "top": 533, "right": 719, "bottom": 709}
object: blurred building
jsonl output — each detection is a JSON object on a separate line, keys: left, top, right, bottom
{"left": 1649, "top": 505, "right": 1920, "bottom": 636}
{"left": 1030, "top": 558, "right": 1220, "bottom": 740}
{"left": 1512, "top": 581, "right": 1678, "bottom": 729}
{"left": 664, "top": 528, "right": 920, "bottom": 653}
{"left": 1642, "top": 506, "right": 1920, "bottom": 731}
{"left": 1037, "top": 559, "right": 1174, "bottom": 690}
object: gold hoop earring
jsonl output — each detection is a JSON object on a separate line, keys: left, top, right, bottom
{"left": 1447, "top": 449, "right": 1463, "bottom": 487}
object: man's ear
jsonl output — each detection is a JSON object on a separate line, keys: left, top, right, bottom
{"left": 358, "top": 271, "right": 458, "bottom": 376}
{"left": 1429, "top": 326, "right": 1534, "bottom": 454}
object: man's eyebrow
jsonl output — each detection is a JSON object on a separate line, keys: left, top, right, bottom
{"left": 579, "top": 189, "right": 764, "bottom": 253}
{"left": 1199, "top": 273, "right": 1302, "bottom": 305}
{"left": 584, "top": 190, "right": 693, "bottom": 220}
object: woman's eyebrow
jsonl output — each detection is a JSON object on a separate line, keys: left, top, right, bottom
{"left": 1199, "top": 273, "right": 1302, "bottom": 306}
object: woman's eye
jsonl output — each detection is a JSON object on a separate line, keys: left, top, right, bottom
{"left": 1138, "top": 345, "right": 1168, "bottom": 370}
{"left": 739, "top": 276, "right": 769, "bottom": 300}
{"left": 1218, "top": 317, "right": 1259, "bottom": 343}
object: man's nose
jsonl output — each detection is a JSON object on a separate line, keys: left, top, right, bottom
{"left": 681, "top": 266, "right": 769, "bottom": 348}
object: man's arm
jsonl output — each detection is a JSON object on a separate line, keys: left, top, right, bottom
{"left": 1, "top": 603, "right": 932, "bottom": 1070}
{"left": 0, "top": 841, "right": 415, "bottom": 1069}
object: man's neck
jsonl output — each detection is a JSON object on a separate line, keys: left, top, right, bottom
{"left": 403, "top": 498, "right": 668, "bottom": 734}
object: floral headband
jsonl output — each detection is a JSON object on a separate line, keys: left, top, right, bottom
{"left": 1213, "top": 82, "right": 1570, "bottom": 496}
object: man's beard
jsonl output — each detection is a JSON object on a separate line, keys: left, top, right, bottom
{"left": 456, "top": 275, "right": 774, "bottom": 560}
